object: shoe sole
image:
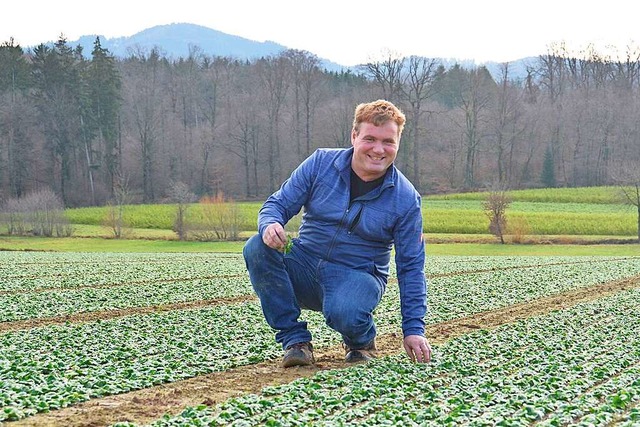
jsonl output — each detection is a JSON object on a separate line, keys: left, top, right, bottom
{"left": 345, "top": 350, "right": 376, "bottom": 363}
{"left": 282, "top": 359, "right": 314, "bottom": 368}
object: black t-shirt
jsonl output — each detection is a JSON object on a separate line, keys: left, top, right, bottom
{"left": 350, "top": 168, "right": 384, "bottom": 202}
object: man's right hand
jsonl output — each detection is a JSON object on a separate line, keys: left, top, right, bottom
{"left": 403, "top": 335, "right": 432, "bottom": 363}
{"left": 262, "top": 223, "right": 288, "bottom": 251}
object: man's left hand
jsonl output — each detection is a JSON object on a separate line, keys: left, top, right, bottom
{"left": 403, "top": 335, "right": 431, "bottom": 363}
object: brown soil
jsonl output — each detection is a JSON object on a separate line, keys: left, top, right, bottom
{"left": 12, "top": 274, "right": 640, "bottom": 427}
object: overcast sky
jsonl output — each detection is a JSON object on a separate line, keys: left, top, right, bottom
{"left": 3, "top": 0, "right": 639, "bottom": 65}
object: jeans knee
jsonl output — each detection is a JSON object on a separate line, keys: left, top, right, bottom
{"left": 325, "top": 303, "right": 370, "bottom": 337}
{"left": 243, "top": 234, "right": 263, "bottom": 259}
{"left": 243, "top": 233, "right": 287, "bottom": 294}
{"left": 243, "top": 234, "right": 272, "bottom": 269}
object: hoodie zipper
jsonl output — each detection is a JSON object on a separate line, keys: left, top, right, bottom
{"left": 326, "top": 204, "right": 351, "bottom": 258}
{"left": 348, "top": 204, "right": 363, "bottom": 234}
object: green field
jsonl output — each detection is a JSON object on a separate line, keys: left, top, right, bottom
{"left": 1, "top": 186, "right": 639, "bottom": 254}
{"left": 60, "top": 186, "right": 637, "bottom": 237}
{"left": 427, "top": 186, "right": 624, "bottom": 203}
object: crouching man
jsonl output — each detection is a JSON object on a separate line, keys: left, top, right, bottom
{"left": 243, "top": 99, "right": 431, "bottom": 367}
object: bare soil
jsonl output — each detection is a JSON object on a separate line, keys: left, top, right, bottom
{"left": 12, "top": 274, "right": 640, "bottom": 427}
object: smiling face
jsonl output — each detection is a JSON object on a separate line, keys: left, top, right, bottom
{"left": 351, "top": 121, "right": 400, "bottom": 181}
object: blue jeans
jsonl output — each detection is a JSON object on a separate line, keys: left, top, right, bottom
{"left": 243, "top": 234, "right": 384, "bottom": 350}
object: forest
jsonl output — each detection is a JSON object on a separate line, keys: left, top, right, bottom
{"left": 0, "top": 36, "right": 639, "bottom": 207}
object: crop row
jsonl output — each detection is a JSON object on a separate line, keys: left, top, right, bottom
{"left": 2, "top": 256, "right": 640, "bottom": 421}
{"left": 423, "top": 255, "right": 635, "bottom": 276}
{"left": 374, "top": 256, "right": 640, "bottom": 339}
{"left": 0, "top": 276, "right": 253, "bottom": 322}
{"left": 3, "top": 255, "right": 640, "bottom": 323}
{"left": 0, "top": 252, "right": 248, "bottom": 292}
{"left": 1, "top": 252, "right": 634, "bottom": 292}
{"left": 140, "top": 287, "right": 640, "bottom": 426}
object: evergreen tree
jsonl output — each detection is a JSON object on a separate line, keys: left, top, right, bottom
{"left": 31, "top": 37, "right": 88, "bottom": 205}
{"left": 432, "top": 64, "right": 466, "bottom": 109}
{"left": 87, "top": 37, "right": 122, "bottom": 201}
{"left": 0, "top": 39, "right": 33, "bottom": 198}
{"left": 0, "top": 39, "right": 31, "bottom": 92}
{"left": 541, "top": 145, "right": 556, "bottom": 187}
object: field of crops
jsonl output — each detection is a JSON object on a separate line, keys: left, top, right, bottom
{"left": 2, "top": 251, "right": 640, "bottom": 426}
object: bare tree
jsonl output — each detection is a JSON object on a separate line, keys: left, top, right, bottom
{"left": 537, "top": 43, "right": 568, "bottom": 104}
{"left": 257, "top": 54, "right": 290, "bottom": 192}
{"left": 613, "top": 43, "right": 640, "bottom": 92}
{"left": 285, "top": 49, "right": 324, "bottom": 161}
{"left": 104, "top": 173, "right": 132, "bottom": 238}
{"left": 401, "top": 56, "right": 439, "bottom": 190}
{"left": 227, "top": 105, "right": 261, "bottom": 198}
{"left": 0, "top": 188, "right": 72, "bottom": 237}
{"left": 189, "top": 191, "right": 241, "bottom": 241}
{"left": 612, "top": 163, "right": 640, "bottom": 242}
{"left": 125, "top": 48, "right": 165, "bottom": 203}
{"left": 458, "top": 67, "right": 495, "bottom": 189}
{"left": 168, "top": 181, "right": 196, "bottom": 240}
{"left": 194, "top": 55, "right": 236, "bottom": 195}
{"left": 482, "top": 188, "right": 511, "bottom": 244}
{"left": 491, "top": 63, "right": 526, "bottom": 186}
{"left": 326, "top": 89, "right": 359, "bottom": 148}
{"left": 361, "top": 49, "right": 405, "bottom": 102}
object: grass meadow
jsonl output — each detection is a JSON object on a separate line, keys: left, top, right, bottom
{"left": 62, "top": 186, "right": 638, "bottom": 237}
{"left": 2, "top": 186, "right": 639, "bottom": 255}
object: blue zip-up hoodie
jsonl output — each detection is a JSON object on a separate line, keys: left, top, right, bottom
{"left": 258, "top": 147, "right": 427, "bottom": 338}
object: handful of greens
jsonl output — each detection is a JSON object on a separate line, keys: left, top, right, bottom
{"left": 283, "top": 236, "right": 294, "bottom": 254}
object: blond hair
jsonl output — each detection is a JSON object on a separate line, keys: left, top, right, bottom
{"left": 352, "top": 99, "right": 406, "bottom": 137}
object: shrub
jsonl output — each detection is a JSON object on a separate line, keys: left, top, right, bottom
{"left": 168, "top": 181, "right": 197, "bottom": 241}
{"left": 0, "top": 189, "right": 73, "bottom": 237}
{"left": 507, "top": 215, "right": 531, "bottom": 244}
{"left": 189, "top": 192, "right": 241, "bottom": 241}
{"left": 103, "top": 175, "right": 133, "bottom": 239}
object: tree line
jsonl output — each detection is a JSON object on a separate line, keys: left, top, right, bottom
{"left": 1, "top": 37, "right": 640, "bottom": 207}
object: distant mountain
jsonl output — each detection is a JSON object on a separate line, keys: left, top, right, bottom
{"left": 66, "top": 23, "right": 348, "bottom": 72}
{"left": 73, "top": 23, "right": 285, "bottom": 59}
{"left": 60, "top": 23, "right": 534, "bottom": 79}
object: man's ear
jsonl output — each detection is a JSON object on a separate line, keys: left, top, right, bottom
{"left": 351, "top": 128, "right": 357, "bottom": 144}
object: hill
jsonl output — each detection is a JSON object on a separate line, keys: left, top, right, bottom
{"left": 75, "top": 23, "right": 285, "bottom": 60}
{"left": 68, "top": 23, "right": 348, "bottom": 72}
{"left": 54, "top": 23, "right": 531, "bottom": 79}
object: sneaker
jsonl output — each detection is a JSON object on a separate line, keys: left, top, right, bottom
{"left": 282, "top": 342, "right": 315, "bottom": 368}
{"left": 344, "top": 338, "right": 377, "bottom": 363}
